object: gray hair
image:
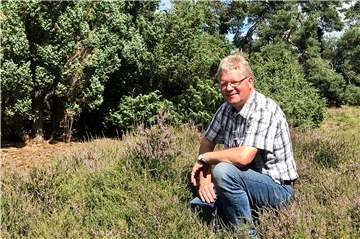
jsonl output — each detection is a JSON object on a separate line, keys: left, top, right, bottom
{"left": 216, "top": 53, "right": 254, "bottom": 79}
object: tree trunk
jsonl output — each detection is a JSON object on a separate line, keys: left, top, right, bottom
{"left": 31, "top": 92, "right": 45, "bottom": 142}
{"left": 49, "top": 97, "right": 65, "bottom": 141}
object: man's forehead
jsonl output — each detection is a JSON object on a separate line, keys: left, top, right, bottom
{"left": 219, "top": 69, "right": 246, "bottom": 80}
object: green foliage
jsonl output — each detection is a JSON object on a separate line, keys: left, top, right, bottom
{"left": 333, "top": 24, "right": 360, "bottom": 105}
{"left": 177, "top": 78, "right": 223, "bottom": 127}
{"left": 2, "top": 0, "right": 359, "bottom": 141}
{"left": 306, "top": 57, "right": 345, "bottom": 106}
{"left": 105, "top": 91, "right": 181, "bottom": 133}
{"left": 1, "top": 1, "right": 158, "bottom": 140}
{"left": 147, "top": 2, "right": 230, "bottom": 126}
{"left": 343, "top": 85, "right": 360, "bottom": 105}
{"left": 0, "top": 60, "right": 33, "bottom": 138}
{"left": 219, "top": 1, "right": 351, "bottom": 107}
{"left": 95, "top": 1, "right": 230, "bottom": 133}
{"left": 249, "top": 43, "right": 326, "bottom": 128}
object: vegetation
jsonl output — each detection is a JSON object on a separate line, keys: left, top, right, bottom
{"left": 2, "top": 1, "right": 359, "bottom": 237}
{"left": 249, "top": 43, "right": 326, "bottom": 128}
{"left": 2, "top": 107, "right": 359, "bottom": 238}
{"left": 2, "top": 1, "right": 359, "bottom": 142}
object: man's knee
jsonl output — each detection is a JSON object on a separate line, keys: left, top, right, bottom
{"left": 212, "top": 162, "right": 239, "bottom": 188}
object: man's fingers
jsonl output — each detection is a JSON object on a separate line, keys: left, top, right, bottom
{"left": 210, "top": 183, "right": 217, "bottom": 199}
{"left": 191, "top": 172, "right": 197, "bottom": 186}
{"left": 199, "top": 184, "right": 215, "bottom": 203}
{"left": 203, "top": 186, "right": 215, "bottom": 203}
{"left": 199, "top": 191, "right": 205, "bottom": 203}
{"left": 190, "top": 162, "right": 204, "bottom": 186}
{"left": 200, "top": 190, "right": 210, "bottom": 203}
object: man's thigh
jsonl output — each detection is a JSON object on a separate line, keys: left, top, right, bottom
{"left": 213, "top": 162, "right": 294, "bottom": 208}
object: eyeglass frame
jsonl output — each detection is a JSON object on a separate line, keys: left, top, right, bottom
{"left": 220, "top": 75, "right": 250, "bottom": 90}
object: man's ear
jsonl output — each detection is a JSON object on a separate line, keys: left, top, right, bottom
{"left": 248, "top": 75, "right": 254, "bottom": 85}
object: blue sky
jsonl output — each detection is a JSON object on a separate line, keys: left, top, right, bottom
{"left": 159, "top": 0, "right": 172, "bottom": 11}
{"left": 158, "top": 0, "right": 348, "bottom": 40}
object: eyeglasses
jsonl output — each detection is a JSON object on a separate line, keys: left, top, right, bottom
{"left": 220, "top": 75, "right": 249, "bottom": 90}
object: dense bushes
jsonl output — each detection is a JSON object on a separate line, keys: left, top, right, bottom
{"left": 2, "top": 1, "right": 359, "bottom": 142}
{"left": 250, "top": 43, "right": 326, "bottom": 128}
{"left": 105, "top": 91, "right": 181, "bottom": 134}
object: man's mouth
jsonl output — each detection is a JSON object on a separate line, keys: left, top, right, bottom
{"left": 228, "top": 93, "right": 239, "bottom": 97}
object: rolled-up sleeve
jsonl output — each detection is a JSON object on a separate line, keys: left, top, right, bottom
{"left": 204, "top": 104, "right": 226, "bottom": 144}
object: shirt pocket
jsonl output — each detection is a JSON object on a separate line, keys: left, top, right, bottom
{"left": 232, "top": 128, "right": 244, "bottom": 146}
{"left": 234, "top": 136, "right": 245, "bottom": 146}
{"left": 234, "top": 124, "right": 246, "bottom": 146}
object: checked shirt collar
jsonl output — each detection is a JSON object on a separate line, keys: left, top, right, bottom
{"left": 232, "top": 90, "right": 256, "bottom": 119}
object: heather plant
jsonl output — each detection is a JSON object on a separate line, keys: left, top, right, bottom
{"left": 350, "top": 204, "right": 360, "bottom": 235}
{"left": 300, "top": 135, "right": 350, "bottom": 169}
{"left": 1, "top": 108, "right": 359, "bottom": 238}
{"left": 122, "top": 118, "right": 181, "bottom": 179}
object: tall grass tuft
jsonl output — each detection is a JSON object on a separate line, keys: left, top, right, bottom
{"left": 300, "top": 135, "right": 350, "bottom": 168}
{"left": 123, "top": 123, "right": 180, "bottom": 180}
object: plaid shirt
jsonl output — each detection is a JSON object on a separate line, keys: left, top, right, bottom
{"left": 205, "top": 90, "right": 298, "bottom": 184}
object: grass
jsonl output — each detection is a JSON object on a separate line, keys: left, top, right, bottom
{"left": 1, "top": 107, "right": 360, "bottom": 238}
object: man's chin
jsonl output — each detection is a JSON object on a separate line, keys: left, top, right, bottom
{"left": 226, "top": 95, "right": 240, "bottom": 103}
{"left": 226, "top": 98, "right": 243, "bottom": 111}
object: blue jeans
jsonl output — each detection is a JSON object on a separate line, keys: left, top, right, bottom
{"left": 212, "top": 162, "right": 294, "bottom": 226}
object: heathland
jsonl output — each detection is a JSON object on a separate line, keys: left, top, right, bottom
{"left": 1, "top": 106, "right": 359, "bottom": 238}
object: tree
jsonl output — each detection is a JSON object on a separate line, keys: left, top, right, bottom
{"left": 99, "top": 1, "right": 231, "bottom": 133}
{"left": 1, "top": 1, "right": 158, "bottom": 141}
{"left": 332, "top": 1, "right": 360, "bottom": 105}
{"left": 217, "top": 1, "right": 348, "bottom": 106}
{"left": 150, "top": 1, "right": 231, "bottom": 126}
{"left": 249, "top": 43, "right": 326, "bottom": 128}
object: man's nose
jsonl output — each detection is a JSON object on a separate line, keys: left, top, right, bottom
{"left": 226, "top": 83, "right": 233, "bottom": 91}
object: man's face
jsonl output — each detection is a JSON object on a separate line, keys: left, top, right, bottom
{"left": 219, "top": 69, "right": 253, "bottom": 111}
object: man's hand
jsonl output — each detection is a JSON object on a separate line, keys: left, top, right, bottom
{"left": 199, "top": 182, "right": 216, "bottom": 203}
{"left": 190, "top": 160, "right": 216, "bottom": 203}
{"left": 190, "top": 161, "right": 205, "bottom": 186}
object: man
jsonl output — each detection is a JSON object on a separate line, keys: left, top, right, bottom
{"left": 190, "top": 53, "right": 298, "bottom": 232}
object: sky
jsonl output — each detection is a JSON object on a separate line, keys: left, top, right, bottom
{"left": 158, "top": 0, "right": 351, "bottom": 41}
{"left": 159, "top": 0, "right": 172, "bottom": 11}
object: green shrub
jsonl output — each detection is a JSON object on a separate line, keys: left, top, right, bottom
{"left": 105, "top": 91, "right": 182, "bottom": 134}
{"left": 343, "top": 84, "right": 360, "bottom": 105}
{"left": 176, "top": 78, "right": 223, "bottom": 127}
{"left": 250, "top": 43, "right": 326, "bottom": 128}
{"left": 306, "top": 57, "right": 345, "bottom": 106}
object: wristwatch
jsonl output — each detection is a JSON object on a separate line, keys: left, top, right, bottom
{"left": 197, "top": 154, "right": 207, "bottom": 164}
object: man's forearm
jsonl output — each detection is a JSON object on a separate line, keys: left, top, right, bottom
{"left": 199, "top": 164, "right": 211, "bottom": 184}
{"left": 202, "top": 146, "right": 257, "bottom": 166}
{"left": 198, "top": 137, "right": 216, "bottom": 183}
{"left": 198, "top": 137, "right": 216, "bottom": 155}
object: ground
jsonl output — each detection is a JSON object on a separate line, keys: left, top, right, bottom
{"left": 1, "top": 106, "right": 358, "bottom": 177}
{"left": 1, "top": 141, "right": 84, "bottom": 177}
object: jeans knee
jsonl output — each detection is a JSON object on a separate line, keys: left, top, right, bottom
{"left": 212, "top": 162, "right": 237, "bottom": 187}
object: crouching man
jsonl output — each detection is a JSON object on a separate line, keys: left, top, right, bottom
{"left": 190, "top": 53, "right": 298, "bottom": 236}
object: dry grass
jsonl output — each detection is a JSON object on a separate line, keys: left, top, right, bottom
{"left": 1, "top": 107, "right": 359, "bottom": 238}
